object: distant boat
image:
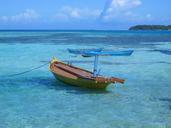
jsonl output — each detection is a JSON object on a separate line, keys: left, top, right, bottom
{"left": 68, "top": 48, "right": 103, "bottom": 57}
{"left": 68, "top": 48, "right": 103, "bottom": 54}
{"left": 68, "top": 48, "right": 133, "bottom": 57}
{"left": 50, "top": 49, "right": 133, "bottom": 89}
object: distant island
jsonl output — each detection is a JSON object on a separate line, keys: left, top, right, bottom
{"left": 129, "top": 25, "right": 171, "bottom": 30}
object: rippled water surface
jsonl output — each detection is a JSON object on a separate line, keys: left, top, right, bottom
{"left": 0, "top": 30, "right": 171, "bottom": 128}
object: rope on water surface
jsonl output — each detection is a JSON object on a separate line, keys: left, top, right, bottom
{"left": 1, "top": 62, "right": 50, "bottom": 78}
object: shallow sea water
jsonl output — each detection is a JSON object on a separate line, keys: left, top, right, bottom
{"left": 0, "top": 30, "right": 171, "bottom": 128}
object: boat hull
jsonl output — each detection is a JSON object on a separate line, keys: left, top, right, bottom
{"left": 52, "top": 72, "right": 110, "bottom": 89}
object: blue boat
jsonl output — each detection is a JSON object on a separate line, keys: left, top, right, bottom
{"left": 83, "top": 50, "right": 134, "bottom": 56}
{"left": 68, "top": 48, "right": 103, "bottom": 57}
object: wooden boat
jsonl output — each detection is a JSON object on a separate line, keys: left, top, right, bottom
{"left": 50, "top": 49, "right": 133, "bottom": 89}
{"left": 50, "top": 58, "right": 125, "bottom": 89}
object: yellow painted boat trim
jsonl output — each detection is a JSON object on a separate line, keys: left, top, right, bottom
{"left": 52, "top": 72, "right": 110, "bottom": 89}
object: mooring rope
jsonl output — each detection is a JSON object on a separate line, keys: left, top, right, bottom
{"left": 1, "top": 62, "right": 50, "bottom": 78}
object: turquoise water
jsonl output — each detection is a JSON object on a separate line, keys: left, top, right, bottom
{"left": 0, "top": 30, "right": 171, "bottom": 128}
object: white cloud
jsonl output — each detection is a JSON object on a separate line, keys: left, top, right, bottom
{"left": 110, "top": 0, "right": 141, "bottom": 9}
{"left": 146, "top": 14, "right": 152, "bottom": 19}
{"left": 54, "top": 6, "right": 101, "bottom": 21}
{"left": 56, "top": 6, "right": 81, "bottom": 19}
{"left": 0, "top": 9, "right": 39, "bottom": 22}
{"left": 100, "top": 0, "right": 142, "bottom": 21}
{"left": 0, "top": 16, "right": 8, "bottom": 22}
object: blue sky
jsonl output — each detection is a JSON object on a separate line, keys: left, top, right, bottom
{"left": 0, "top": 0, "right": 170, "bottom": 30}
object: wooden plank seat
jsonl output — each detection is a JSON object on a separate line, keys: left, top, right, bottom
{"left": 54, "top": 63, "right": 93, "bottom": 79}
